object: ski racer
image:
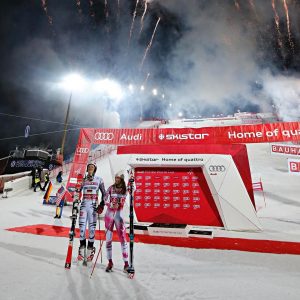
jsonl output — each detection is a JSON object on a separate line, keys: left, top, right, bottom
{"left": 78, "top": 162, "right": 106, "bottom": 262}
{"left": 103, "top": 171, "right": 129, "bottom": 272}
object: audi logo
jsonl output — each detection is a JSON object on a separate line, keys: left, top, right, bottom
{"left": 76, "top": 147, "right": 89, "bottom": 154}
{"left": 209, "top": 165, "right": 226, "bottom": 172}
{"left": 94, "top": 132, "right": 114, "bottom": 141}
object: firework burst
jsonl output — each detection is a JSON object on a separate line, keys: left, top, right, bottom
{"left": 282, "top": 0, "right": 294, "bottom": 52}
{"left": 140, "top": 0, "right": 148, "bottom": 35}
{"left": 128, "top": 0, "right": 140, "bottom": 48}
{"left": 140, "top": 17, "right": 161, "bottom": 70}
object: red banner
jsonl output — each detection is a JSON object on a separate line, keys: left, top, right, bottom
{"left": 288, "top": 158, "right": 300, "bottom": 175}
{"left": 66, "top": 122, "right": 300, "bottom": 201}
{"left": 90, "top": 121, "right": 300, "bottom": 145}
{"left": 65, "top": 129, "right": 92, "bottom": 201}
{"left": 271, "top": 144, "right": 300, "bottom": 157}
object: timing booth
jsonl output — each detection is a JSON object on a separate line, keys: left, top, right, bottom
{"left": 117, "top": 144, "right": 261, "bottom": 232}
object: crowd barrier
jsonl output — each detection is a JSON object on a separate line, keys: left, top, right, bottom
{"left": 2, "top": 176, "right": 32, "bottom": 198}
{"left": 0, "top": 171, "right": 31, "bottom": 193}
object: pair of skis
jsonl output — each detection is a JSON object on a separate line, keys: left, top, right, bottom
{"left": 64, "top": 174, "right": 83, "bottom": 269}
{"left": 126, "top": 169, "right": 135, "bottom": 279}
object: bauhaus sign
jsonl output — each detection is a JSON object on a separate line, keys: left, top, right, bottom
{"left": 288, "top": 158, "right": 300, "bottom": 175}
{"left": 271, "top": 144, "right": 300, "bottom": 157}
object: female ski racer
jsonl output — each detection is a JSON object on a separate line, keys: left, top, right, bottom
{"left": 104, "top": 171, "right": 129, "bottom": 272}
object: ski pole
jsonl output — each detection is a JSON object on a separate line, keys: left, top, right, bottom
{"left": 98, "top": 215, "right": 103, "bottom": 264}
{"left": 90, "top": 236, "right": 106, "bottom": 278}
{"left": 90, "top": 210, "right": 116, "bottom": 278}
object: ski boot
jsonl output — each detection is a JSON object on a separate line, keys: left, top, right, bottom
{"left": 77, "top": 246, "right": 86, "bottom": 261}
{"left": 106, "top": 260, "right": 113, "bottom": 272}
{"left": 123, "top": 261, "right": 129, "bottom": 273}
{"left": 86, "top": 246, "right": 96, "bottom": 262}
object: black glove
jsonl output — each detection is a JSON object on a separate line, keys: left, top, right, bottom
{"left": 96, "top": 201, "right": 105, "bottom": 214}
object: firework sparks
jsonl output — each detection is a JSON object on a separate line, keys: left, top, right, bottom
{"left": 271, "top": 0, "right": 283, "bottom": 49}
{"left": 117, "top": 0, "right": 120, "bottom": 20}
{"left": 105, "top": 0, "right": 109, "bottom": 20}
{"left": 75, "top": 0, "right": 83, "bottom": 22}
{"left": 234, "top": 0, "right": 240, "bottom": 10}
{"left": 282, "top": 0, "right": 294, "bottom": 51}
{"left": 140, "top": 0, "right": 148, "bottom": 35}
{"left": 143, "top": 72, "right": 150, "bottom": 87}
{"left": 248, "top": 0, "right": 255, "bottom": 10}
{"left": 140, "top": 17, "right": 161, "bottom": 70}
{"left": 41, "top": 0, "right": 53, "bottom": 26}
{"left": 248, "top": 0, "right": 259, "bottom": 19}
{"left": 104, "top": 0, "right": 110, "bottom": 33}
{"left": 89, "top": 0, "right": 95, "bottom": 18}
{"left": 128, "top": 0, "right": 140, "bottom": 47}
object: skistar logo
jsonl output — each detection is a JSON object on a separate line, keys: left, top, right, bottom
{"left": 158, "top": 133, "right": 209, "bottom": 140}
{"left": 94, "top": 132, "right": 114, "bottom": 141}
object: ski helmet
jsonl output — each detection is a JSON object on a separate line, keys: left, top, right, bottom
{"left": 86, "top": 162, "right": 97, "bottom": 175}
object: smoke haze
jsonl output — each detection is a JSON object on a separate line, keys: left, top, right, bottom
{"left": 0, "top": 0, "right": 299, "bottom": 157}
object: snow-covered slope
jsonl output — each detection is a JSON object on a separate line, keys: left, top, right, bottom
{"left": 0, "top": 142, "right": 300, "bottom": 300}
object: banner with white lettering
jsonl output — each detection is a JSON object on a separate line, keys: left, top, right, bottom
{"left": 271, "top": 144, "right": 300, "bottom": 157}
{"left": 288, "top": 158, "right": 300, "bottom": 175}
{"left": 90, "top": 122, "right": 300, "bottom": 145}
{"left": 66, "top": 129, "right": 93, "bottom": 200}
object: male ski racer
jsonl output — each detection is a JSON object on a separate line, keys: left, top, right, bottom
{"left": 78, "top": 162, "right": 106, "bottom": 262}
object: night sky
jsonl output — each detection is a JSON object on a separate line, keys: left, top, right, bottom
{"left": 0, "top": 0, "right": 300, "bottom": 158}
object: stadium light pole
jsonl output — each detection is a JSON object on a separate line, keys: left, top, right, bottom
{"left": 60, "top": 73, "right": 86, "bottom": 158}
